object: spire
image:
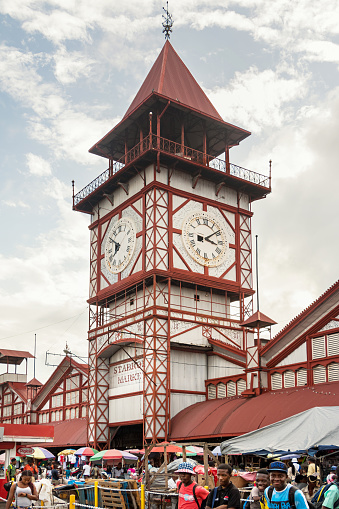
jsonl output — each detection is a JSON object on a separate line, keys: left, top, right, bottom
{"left": 124, "top": 41, "right": 223, "bottom": 121}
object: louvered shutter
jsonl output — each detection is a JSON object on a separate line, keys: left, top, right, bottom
{"left": 312, "top": 337, "right": 326, "bottom": 359}
{"left": 328, "top": 333, "right": 339, "bottom": 357}
{"left": 217, "top": 383, "right": 226, "bottom": 399}
{"left": 208, "top": 384, "right": 216, "bottom": 399}
{"left": 237, "top": 379, "right": 246, "bottom": 394}
{"left": 227, "top": 380, "right": 236, "bottom": 397}
{"left": 313, "top": 365, "right": 326, "bottom": 384}
{"left": 328, "top": 363, "right": 339, "bottom": 382}
{"left": 283, "top": 370, "right": 295, "bottom": 388}
{"left": 296, "top": 368, "right": 307, "bottom": 386}
{"left": 271, "top": 372, "right": 282, "bottom": 390}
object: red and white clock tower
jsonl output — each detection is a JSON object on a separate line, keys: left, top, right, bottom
{"left": 73, "top": 41, "right": 271, "bottom": 448}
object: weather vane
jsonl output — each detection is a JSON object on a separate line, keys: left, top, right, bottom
{"left": 162, "top": 2, "right": 173, "bottom": 40}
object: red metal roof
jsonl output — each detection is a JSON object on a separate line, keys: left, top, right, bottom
{"left": 26, "top": 378, "right": 42, "bottom": 386}
{"left": 241, "top": 311, "right": 277, "bottom": 328}
{"left": 9, "top": 382, "right": 28, "bottom": 402}
{"left": 170, "top": 382, "right": 339, "bottom": 441}
{"left": 35, "top": 418, "right": 87, "bottom": 448}
{"left": 0, "top": 349, "right": 34, "bottom": 365}
{"left": 124, "top": 40, "right": 223, "bottom": 121}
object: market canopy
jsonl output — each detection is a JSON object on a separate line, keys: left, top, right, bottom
{"left": 221, "top": 406, "right": 339, "bottom": 455}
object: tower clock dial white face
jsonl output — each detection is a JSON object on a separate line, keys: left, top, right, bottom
{"left": 104, "top": 217, "right": 136, "bottom": 274}
{"left": 182, "top": 211, "right": 229, "bottom": 267}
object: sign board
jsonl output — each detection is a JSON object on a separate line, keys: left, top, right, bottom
{"left": 17, "top": 446, "right": 35, "bottom": 456}
{"left": 112, "top": 360, "right": 142, "bottom": 388}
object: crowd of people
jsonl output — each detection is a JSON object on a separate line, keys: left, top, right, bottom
{"left": 173, "top": 459, "right": 339, "bottom": 509}
{"left": 4, "top": 454, "right": 339, "bottom": 509}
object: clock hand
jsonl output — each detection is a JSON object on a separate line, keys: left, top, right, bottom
{"left": 205, "top": 230, "right": 221, "bottom": 241}
{"left": 109, "top": 237, "right": 121, "bottom": 254}
{"left": 204, "top": 237, "right": 217, "bottom": 245}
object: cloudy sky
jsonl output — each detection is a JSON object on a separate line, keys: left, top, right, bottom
{"left": 0, "top": 0, "right": 338, "bottom": 382}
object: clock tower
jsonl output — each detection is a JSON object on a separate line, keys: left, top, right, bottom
{"left": 73, "top": 41, "right": 271, "bottom": 448}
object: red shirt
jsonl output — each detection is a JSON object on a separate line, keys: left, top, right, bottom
{"left": 177, "top": 480, "right": 209, "bottom": 509}
{"left": 24, "top": 464, "right": 38, "bottom": 475}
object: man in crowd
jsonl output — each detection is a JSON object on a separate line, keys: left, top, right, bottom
{"left": 51, "top": 463, "right": 61, "bottom": 485}
{"left": 205, "top": 463, "right": 240, "bottom": 509}
{"left": 6, "top": 458, "right": 17, "bottom": 482}
{"left": 250, "top": 469, "right": 270, "bottom": 509}
{"left": 302, "top": 474, "right": 318, "bottom": 502}
{"left": 322, "top": 465, "right": 339, "bottom": 509}
{"left": 176, "top": 462, "right": 209, "bottom": 509}
{"left": 83, "top": 462, "right": 91, "bottom": 479}
{"left": 24, "top": 458, "right": 38, "bottom": 480}
{"left": 260, "top": 461, "right": 308, "bottom": 509}
{"left": 307, "top": 458, "right": 318, "bottom": 478}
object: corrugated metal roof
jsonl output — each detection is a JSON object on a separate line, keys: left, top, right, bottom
{"left": 170, "top": 382, "right": 339, "bottom": 441}
{"left": 124, "top": 40, "right": 222, "bottom": 121}
{"left": 35, "top": 418, "right": 87, "bottom": 448}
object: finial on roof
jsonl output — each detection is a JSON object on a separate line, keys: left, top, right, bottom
{"left": 162, "top": 2, "right": 173, "bottom": 40}
{"left": 64, "top": 342, "right": 71, "bottom": 356}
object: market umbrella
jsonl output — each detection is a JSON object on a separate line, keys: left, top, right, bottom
{"left": 58, "top": 449, "right": 76, "bottom": 456}
{"left": 75, "top": 447, "right": 98, "bottom": 456}
{"left": 177, "top": 446, "right": 204, "bottom": 456}
{"left": 90, "top": 449, "right": 138, "bottom": 461}
{"left": 140, "top": 442, "right": 184, "bottom": 454}
{"left": 28, "top": 447, "right": 55, "bottom": 459}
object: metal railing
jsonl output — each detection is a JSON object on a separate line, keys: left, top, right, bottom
{"left": 74, "top": 135, "right": 270, "bottom": 206}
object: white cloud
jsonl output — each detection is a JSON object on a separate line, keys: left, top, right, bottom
{"left": 207, "top": 66, "right": 308, "bottom": 133}
{"left": 26, "top": 153, "right": 52, "bottom": 176}
{"left": 2, "top": 200, "right": 30, "bottom": 208}
{"left": 53, "top": 46, "right": 95, "bottom": 84}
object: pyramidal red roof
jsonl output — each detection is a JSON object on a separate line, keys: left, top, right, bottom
{"left": 124, "top": 40, "right": 223, "bottom": 121}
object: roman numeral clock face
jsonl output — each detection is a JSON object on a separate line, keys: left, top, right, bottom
{"left": 104, "top": 217, "right": 136, "bottom": 274}
{"left": 182, "top": 211, "right": 229, "bottom": 267}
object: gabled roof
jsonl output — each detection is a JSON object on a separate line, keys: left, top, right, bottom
{"left": 26, "top": 378, "right": 42, "bottom": 387}
{"left": 32, "top": 356, "right": 88, "bottom": 410}
{"left": 8, "top": 382, "right": 28, "bottom": 402}
{"left": 33, "top": 418, "right": 87, "bottom": 448}
{"left": 262, "top": 280, "right": 339, "bottom": 365}
{"left": 124, "top": 40, "right": 222, "bottom": 121}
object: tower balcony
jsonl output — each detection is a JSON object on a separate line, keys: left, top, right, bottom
{"left": 73, "top": 134, "right": 271, "bottom": 212}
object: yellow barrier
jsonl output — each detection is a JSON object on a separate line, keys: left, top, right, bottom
{"left": 94, "top": 480, "right": 98, "bottom": 507}
{"left": 69, "top": 494, "right": 75, "bottom": 509}
{"left": 141, "top": 484, "right": 145, "bottom": 509}
{"left": 41, "top": 502, "right": 44, "bottom": 507}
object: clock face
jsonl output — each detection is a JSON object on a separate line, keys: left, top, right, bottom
{"left": 182, "top": 211, "right": 229, "bottom": 267}
{"left": 104, "top": 217, "right": 136, "bottom": 274}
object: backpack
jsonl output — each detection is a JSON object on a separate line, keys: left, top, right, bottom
{"left": 178, "top": 481, "right": 208, "bottom": 509}
{"left": 311, "top": 482, "right": 339, "bottom": 509}
{"left": 266, "top": 485, "right": 316, "bottom": 509}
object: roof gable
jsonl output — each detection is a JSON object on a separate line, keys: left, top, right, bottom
{"left": 263, "top": 280, "right": 339, "bottom": 366}
{"left": 124, "top": 41, "right": 222, "bottom": 121}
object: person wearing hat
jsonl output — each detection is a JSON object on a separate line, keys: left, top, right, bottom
{"left": 327, "top": 466, "right": 337, "bottom": 484}
{"left": 206, "top": 464, "right": 240, "bottom": 509}
{"left": 322, "top": 465, "right": 339, "bottom": 509}
{"left": 260, "top": 461, "right": 308, "bottom": 509}
{"left": 175, "top": 462, "right": 209, "bottom": 509}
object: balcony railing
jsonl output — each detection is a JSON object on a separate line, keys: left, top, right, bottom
{"left": 74, "top": 134, "right": 270, "bottom": 206}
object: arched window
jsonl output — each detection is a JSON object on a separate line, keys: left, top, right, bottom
{"left": 227, "top": 380, "right": 236, "bottom": 397}
{"left": 217, "top": 383, "right": 226, "bottom": 399}
{"left": 237, "top": 379, "right": 246, "bottom": 394}
{"left": 328, "top": 362, "right": 339, "bottom": 382}
{"left": 207, "top": 384, "right": 216, "bottom": 400}
{"left": 296, "top": 368, "right": 307, "bottom": 386}
{"left": 283, "top": 370, "right": 295, "bottom": 388}
{"left": 271, "top": 372, "right": 282, "bottom": 390}
{"left": 313, "top": 364, "right": 326, "bottom": 384}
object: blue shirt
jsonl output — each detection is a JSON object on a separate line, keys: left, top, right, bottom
{"left": 261, "top": 484, "right": 309, "bottom": 509}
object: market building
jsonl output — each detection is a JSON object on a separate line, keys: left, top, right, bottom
{"left": 0, "top": 351, "right": 88, "bottom": 450}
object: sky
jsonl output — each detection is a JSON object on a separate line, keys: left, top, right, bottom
{"left": 0, "top": 0, "right": 338, "bottom": 383}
